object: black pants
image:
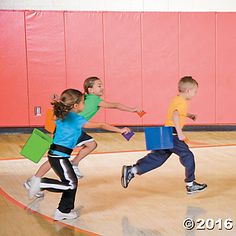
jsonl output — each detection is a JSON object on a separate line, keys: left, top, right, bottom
{"left": 136, "top": 135, "right": 195, "bottom": 183}
{"left": 40, "top": 155, "right": 78, "bottom": 213}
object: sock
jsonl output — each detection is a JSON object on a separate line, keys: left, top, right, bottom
{"left": 186, "top": 181, "right": 193, "bottom": 187}
{"left": 131, "top": 166, "right": 138, "bottom": 175}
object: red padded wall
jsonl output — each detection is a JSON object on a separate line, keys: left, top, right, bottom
{"left": 216, "top": 13, "right": 236, "bottom": 123}
{"left": 142, "top": 13, "right": 179, "bottom": 125}
{"left": 65, "top": 12, "right": 105, "bottom": 122}
{"left": 179, "top": 13, "right": 216, "bottom": 124}
{"left": 0, "top": 11, "right": 29, "bottom": 126}
{"left": 103, "top": 12, "right": 142, "bottom": 125}
{"left": 1, "top": 10, "right": 236, "bottom": 127}
{"left": 25, "top": 11, "right": 66, "bottom": 126}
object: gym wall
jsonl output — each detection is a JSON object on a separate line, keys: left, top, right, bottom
{"left": 0, "top": 1, "right": 236, "bottom": 127}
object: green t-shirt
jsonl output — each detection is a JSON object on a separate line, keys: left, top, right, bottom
{"left": 79, "top": 94, "right": 102, "bottom": 120}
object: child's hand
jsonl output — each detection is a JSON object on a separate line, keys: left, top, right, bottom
{"left": 120, "top": 127, "right": 131, "bottom": 134}
{"left": 188, "top": 113, "right": 197, "bottom": 121}
{"left": 133, "top": 107, "right": 142, "bottom": 113}
{"left": 178, "top": 133, "right": 186, "bottom": 141}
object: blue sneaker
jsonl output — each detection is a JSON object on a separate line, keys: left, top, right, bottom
{"left": 121, "top": 165, "right": 134, "bottom": 188}
{"left": 186, "top": 181, "right": 207, "bottom": 194}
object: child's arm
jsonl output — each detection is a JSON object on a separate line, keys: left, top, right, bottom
{"left": 99, "top": 100, "right": 141, "bottom": 113}
{"left": 83, "top": 121, "right": 131, "bottom": 134}
{"left": 187, "top": 113, "right": 197, "bottom": 121}
{"left": 172, "top": 110, "right": 186, "bottom": 141}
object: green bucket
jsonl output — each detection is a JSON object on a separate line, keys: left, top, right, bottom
{"left": 20, "top": 128, "right": 53, "bottom": 163}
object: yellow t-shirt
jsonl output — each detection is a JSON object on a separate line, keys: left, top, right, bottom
{"left": 165, "top": 95, "right": 188, "bottom": 129}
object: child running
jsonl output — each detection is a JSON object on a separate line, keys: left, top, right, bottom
{"left": 25, "top": 76, "right": 140, "bottom": 197}
{"left": 28, "top": 88, "right": 130, "bottom": 220}
{"left": 73, "top": 76, "right": 141, "bottom": 176}
{"left": 121, "top": 76, "right": 207, "bottom": 194}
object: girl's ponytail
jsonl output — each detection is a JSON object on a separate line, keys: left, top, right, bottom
{"left": 51, "top": 89, "right": 83, "bottom": 120}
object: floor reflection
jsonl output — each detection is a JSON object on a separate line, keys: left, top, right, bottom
{"left": 184, "top": 205, "right": 207, "bottom": 236}
{"left": 122, "top": 216, "right": 162, "bottom": 236}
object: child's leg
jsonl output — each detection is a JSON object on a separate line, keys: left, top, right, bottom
{"left": 172, "top": 137, "right": 195, "bottom": 183}
{"left": 24, "top": 160, "right": 51, "bottom": 198}
{"left": 121, "top": 150, "right": 172, "bottom": 188}
{"left": 46, "top": 157, "right": 78, "bottom": 213}
{"left": 35, "top": 160, "right": 51, "bottom": 177}
{"left": 135, "top": 150, "right": 172, "bottom": 175}
{"left": 29, "top": 156, "right": 79, "bottom": 220}
{"left": 41, "top": 158, "right": 78, "bottom": 193}
{"left": 72, "top": 131, "right": 97, "bottom": 166}
{"left": 172, "top": 138, "right": 207, "bottom": 194}
{"left": 71, "top": 140, "right": 97, "bottom": 166}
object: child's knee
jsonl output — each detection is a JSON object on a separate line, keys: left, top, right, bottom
{"left": 86, "top": 141, "right": 97, "bottom": 150}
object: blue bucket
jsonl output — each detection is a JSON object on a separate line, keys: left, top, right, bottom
{"left": 144, "top": 126, "right": 173, "bottom": 150}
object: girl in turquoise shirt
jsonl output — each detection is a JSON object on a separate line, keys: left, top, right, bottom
{"left": 28, "top": 89, "right": 130, "bottom": 220}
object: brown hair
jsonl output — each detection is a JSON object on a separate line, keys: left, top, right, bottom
{"left": 178, "top": 76, "right": 198, "bottom": 93}
{"left": 83, "top": 76, "right": 101, "bottom": 94}
{"left": 51, "top": 89, "right": 83, "bottom": 120}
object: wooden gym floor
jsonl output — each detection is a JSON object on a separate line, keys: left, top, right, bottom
{"left": 0, "top": 131, "right": 236, "bottom": 236}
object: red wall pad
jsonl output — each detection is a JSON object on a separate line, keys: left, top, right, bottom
{"left": 25, "top": 11, "right": 66, "bottom": 126}
{"left": 142, "top": 13, "right": 179, "bottom": 125}
{"left": 179, "top": 13, "right": 216, "bottom": 124}
{"left": 216, "top": 13, "right": 236, "bottom": 124}
{"left": 1, "top": 10, "right": 236, "bottom": 127}
{"left": 0, "top": 11, "right": 29, "bottom": 126}
{"left": 103, "top": 12, "right": 143, "bottom": 125}
{"left": 65, "top": 12, "right": 105, "bottom": 122}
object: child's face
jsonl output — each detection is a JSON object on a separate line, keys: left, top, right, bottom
{"left": 89, "top": 80, "right": 104, "bottom": 96}
{"left": 186, "top": 85, "right": 198, "bottom": 100}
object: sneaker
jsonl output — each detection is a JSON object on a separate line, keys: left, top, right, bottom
{"left": 28, "top": 176, "right": 41, "bottom": 199}
{"left": 186, "top": 181, "right": 207, "bottom": 194}
{"left": 121, "top": 165, "right": 134, "bottom": 188}
{"left": 72, "top": 165, "right": 84, "bottom": 179}
{"left": 54, "top": 209, "right": 79, "bottom": 221}
{"left": 24, "top": 178, "right": 44, "bottom": 198}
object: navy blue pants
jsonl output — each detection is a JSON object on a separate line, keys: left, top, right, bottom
{"left": 136, "top": 135, "right": 195, "bottom": 183}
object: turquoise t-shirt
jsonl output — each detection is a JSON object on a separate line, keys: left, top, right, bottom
{"left": 51, "top": 112, "right": 87, "bottom": 157}
{"left": 79, "top": 94, "right": 102, "bottom": 120}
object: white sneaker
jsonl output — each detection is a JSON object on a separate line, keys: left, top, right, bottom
{"left": 24, "top": 178, "right": 44, "bottom": 198}
{"left": 28, "top": 176, "right": 41, "bottom": 199}
{"left": 72, "top": 165, "right": 84, "bottom": 178}
{"left": 54, "top": 209, "right": 79, "bottom": 221}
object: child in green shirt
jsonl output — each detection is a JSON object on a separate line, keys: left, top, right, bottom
{"left": 25, "top": 76, "right": 141, "bottom": 198}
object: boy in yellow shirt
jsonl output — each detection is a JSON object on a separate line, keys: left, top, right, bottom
{"left": 121, "top": 76, "right": 207, "bottom": 194}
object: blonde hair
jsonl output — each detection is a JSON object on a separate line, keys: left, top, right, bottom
{"left": 178, "top": 76, "right": 198, "bottom": 93}
{"left": 83, "top": 76, "right": 101, "bottom": 94}
{"left": 51, "top": 89, "right": 83, "bottom": 120}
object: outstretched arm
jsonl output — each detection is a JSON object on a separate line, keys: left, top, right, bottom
{"left": 83, "top": 121, "right": 130, "bottom": 134}
{"left": 99, "top": 100, "right": 141, "bottom": 113}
